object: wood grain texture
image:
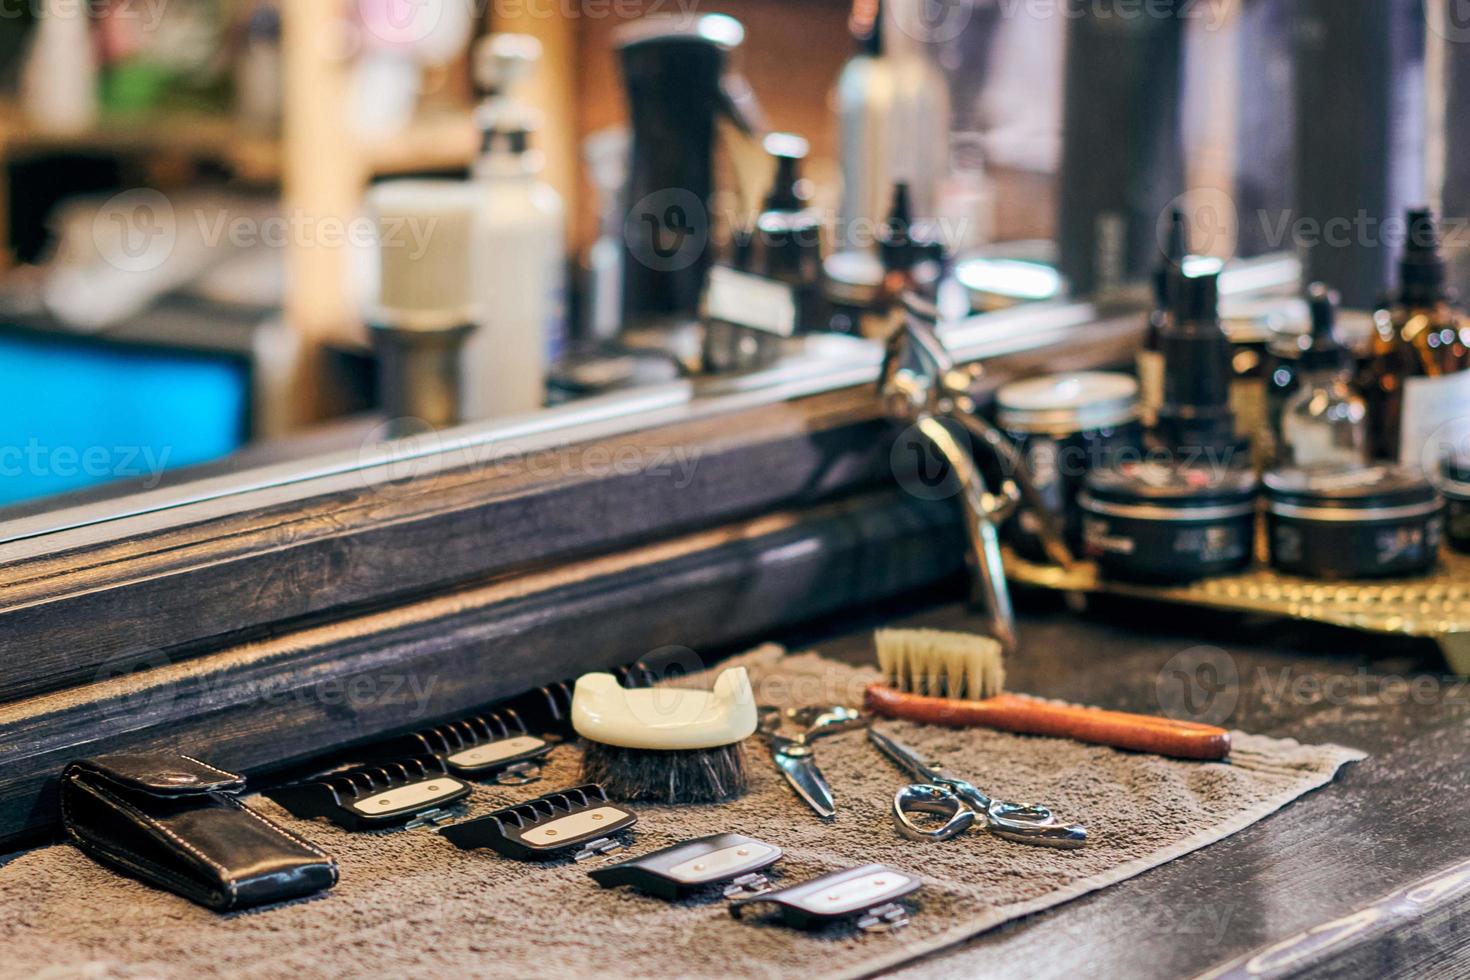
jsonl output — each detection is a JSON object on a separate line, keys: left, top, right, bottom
{"left": 0, "top": 314, "right": 1142, "bottom": 703}
{"left": 864, "top": 684, "right": 1233, "bottom": 759}
{"left": 0, "top": 387, "right": 894, "bottom": 702}
{"left": 0, "top": 490, "right": 965, "bottom": 849}
{"left": 803, "top": 602, "right": 1470, "bottom": 980}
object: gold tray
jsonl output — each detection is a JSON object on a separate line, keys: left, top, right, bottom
{"left": 1005, "top": 548, "right": 1470, "bottom": 674}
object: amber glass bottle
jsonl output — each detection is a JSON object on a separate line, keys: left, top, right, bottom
{"left": 1362, "top": 209, "right": 1470, "bottom": 463}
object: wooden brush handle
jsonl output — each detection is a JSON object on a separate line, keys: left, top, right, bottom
{"left": 864, "top": 684, "right": 1231, "bottom": 761}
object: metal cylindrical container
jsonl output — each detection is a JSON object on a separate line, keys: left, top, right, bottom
{"left": 997, "top": 372, "right": 1144, "bottom": 562}
{"left": 370, "top": 317, "right": 477, "bottom": 429}
{"left": 1442, "top": 456, "right": 1470, "bottom": 554}
{"left": 1264, "top": 466, "right": 1443, "bottom": 579}
{"left": 1080, "top": 461, "right": 1259, "bottom": 583}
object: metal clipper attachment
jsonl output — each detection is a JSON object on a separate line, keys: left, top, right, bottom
{"left": 374, "top": 707, "right": 553, "bottom": 785}
{"left": 587, "top": 833, "right": 783, "bottom": 900}
{"left": 264, "top": 756, "right": 472, "bottom": 831}
{"left": 440, "top": 783, "right": 636, "bottom": 861}
{"left": 877, "top": 293, "right": 1077, "bottom": 654}
{"left": 728, "top": 863, "right": 921, "bottom": 933}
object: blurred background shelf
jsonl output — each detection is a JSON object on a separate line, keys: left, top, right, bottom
{"left": 0, "top": 103, "right": 281, "bottom": 181}
{"left": 0, "top": 102, "right": 478, "bottom": 183}
{"left": 361, "top": 111, "right": 478, "bottom": 176}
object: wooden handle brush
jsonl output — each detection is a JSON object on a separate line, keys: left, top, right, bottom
{"left": 866, "top": 629, "right": 1231, "bottom": 761}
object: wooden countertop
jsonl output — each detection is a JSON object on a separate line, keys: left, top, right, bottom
{"left": 786, "top": 595, "right": 1470, "bottom": 979}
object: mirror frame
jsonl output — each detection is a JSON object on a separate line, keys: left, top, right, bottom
{"left": 0, "top": 254, "right": 1297, "bottom": 846}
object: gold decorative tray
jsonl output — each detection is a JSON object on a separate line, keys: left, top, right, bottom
{"left": 1005, "top": 549, "right": 1470, "bottom": 674}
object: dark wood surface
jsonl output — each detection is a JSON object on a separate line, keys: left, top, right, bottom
{"left": 0, "top": 491, "right": 965, "bottom": 848}
{"left": 0, "top": 310, "right": 1141, "bottom": 704}
{"left": 4, "top": 513, "right": 1465, "bottom": 976}
{"left": 786, "top": 596, "right": 1470, "bottom": 979}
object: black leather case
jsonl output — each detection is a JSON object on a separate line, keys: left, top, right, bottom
{"left": 60, "top": 753, "right": 338, "bottom": 911}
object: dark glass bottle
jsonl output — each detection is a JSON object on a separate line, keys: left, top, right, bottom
{"left": 1154, "top": 263, "right": 1244, "bottom": 464}
{"left": 1138, "top": 208, "right": 1188, "bottom": 426}
{"left": 1280, "top": 284, "right": 1367, "bottom": 468}
{"left": 1361, "top": 208, "right": 1470, "bottom": 462}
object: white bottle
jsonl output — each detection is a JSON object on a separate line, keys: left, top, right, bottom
{"left": 21, "top": 0, "right": 99, "bottom": 134}
{"left": 833, "top": 0, "right": 950, "bottom": 251}
{"left": 463, "top": 34, "right": 566, "bottom": 421}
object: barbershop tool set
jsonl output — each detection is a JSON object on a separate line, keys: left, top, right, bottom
{"left": 878, "top": 205, "right": 1470, "bottom": 669}
{"left": 59, "top": 624, "right": 1211, "bottom": 926}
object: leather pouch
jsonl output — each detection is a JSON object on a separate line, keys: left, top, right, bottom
{"left": 60, "top": 752, "right": 338, "bottom": 911}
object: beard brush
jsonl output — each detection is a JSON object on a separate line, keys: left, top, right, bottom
{"left": 572, "top": 666, "right": 757, "bottom": 803}
{"left": 866, "top": 628, "right": 1231, "bottom": 760}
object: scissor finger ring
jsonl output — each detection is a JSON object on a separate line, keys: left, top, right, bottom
{"left": 892, "top": 784, "right": 977, "bottom": 842}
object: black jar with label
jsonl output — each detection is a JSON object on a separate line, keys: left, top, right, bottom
{"left": 996, "top": 372, "right": 1144, "bottom": 562}
{"left": 1079, "top": 461, "right": 1260, "bottom": 583}
{"left": 1264, "top": 466, "right": 1443, "bottom": 579}
{"left": 1443, "top": 456, "right": 1470, "bottom": 554}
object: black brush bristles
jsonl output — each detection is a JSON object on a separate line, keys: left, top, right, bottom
{"left": 579, "top": 740, "right": 748, "bottom": 804}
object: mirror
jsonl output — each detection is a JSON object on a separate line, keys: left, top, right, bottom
{"left": 0, "top": 0, "right": 1436, "bottom": 529}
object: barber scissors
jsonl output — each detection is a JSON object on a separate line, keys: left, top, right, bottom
{"left": 868, "top": 728, "right": 1087, "bottom": 848}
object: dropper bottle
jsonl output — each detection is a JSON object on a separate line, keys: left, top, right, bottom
{"left": 1138, "top": 207, "right": 1188, "bottom": 425}
{"left": 1280, "top": 283, "right": 1368, "bottom": 468}
{"left": 1362, "top": 207, "right": 1470, "bottom": 462}
{"left": 1154, "top": 261, "right": 1245, "bottom": 464}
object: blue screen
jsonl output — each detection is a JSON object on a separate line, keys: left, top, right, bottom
{"left": 0, "top": 330, "right": 248, "bottom": 505}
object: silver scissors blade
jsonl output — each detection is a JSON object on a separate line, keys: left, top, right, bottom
{"left": 772, "top": 748, "right": 835, "bottom": 818}
{"left": 867, "top": 728, "right": 941, "bottom": 783}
